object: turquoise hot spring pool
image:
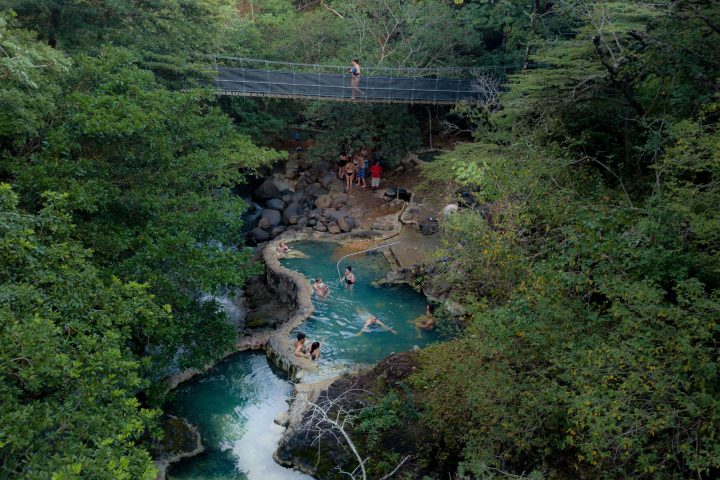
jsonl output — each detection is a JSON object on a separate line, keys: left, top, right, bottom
{"left": 280, "top": 240, "right": 439, "bottom": 369}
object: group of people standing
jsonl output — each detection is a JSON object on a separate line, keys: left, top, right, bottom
{"left": 337, "top": 148, "right": 383, "bottom": 193}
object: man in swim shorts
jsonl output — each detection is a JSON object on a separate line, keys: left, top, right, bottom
{"left": 294, "top": 333, "right": 307, "bottom": 357}
{"left": 414, "top": 304, "right": 436, "bottom": 337}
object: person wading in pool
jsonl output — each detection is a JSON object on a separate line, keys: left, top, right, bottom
{"left": 294, "top": 333, "right": 308, "bottom": 357}
{"left": 356, "top": 315, "right": 397, "bottom": 336}
{"left": 348, "top": 59, "right": 364, "bottom": 99}
{"left": 313, "top": 278, "right": 330, "bottom": 298}
{"left": 308, "top": 342, "right": 321, "bottom": 361}
{"left": 343, "top": 265, "right": 355, "bottom": 288}
{"left": 413, "top": 304, "right": 436, "bottom": 337}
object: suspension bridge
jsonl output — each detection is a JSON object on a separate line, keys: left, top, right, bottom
{"left": 209, "top": 56, "right": 510, "bottom": 105}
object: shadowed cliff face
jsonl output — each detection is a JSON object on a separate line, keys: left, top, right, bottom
{"left": 276, "top": 351, "right": 448, "bottom": 480}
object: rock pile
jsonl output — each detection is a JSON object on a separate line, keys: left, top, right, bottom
{"left": 247, "top": 157, "right": 358, "bottom": 244}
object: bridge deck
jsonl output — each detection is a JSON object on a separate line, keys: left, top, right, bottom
{"left": 214, "top": 67, "right": 491, "bottom": 104}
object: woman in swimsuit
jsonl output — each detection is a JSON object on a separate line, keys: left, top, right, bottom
{"left": 345, "top": 158, "right": 356, "bottom": 193}
{"left": 348, "top": 59, "right": 364, "bottom": 99}
{"left": 308, "top": 342, "right": 321, "bottom": 361}
{"left": 344, "top": 265, "right": 355, "bottom": 286}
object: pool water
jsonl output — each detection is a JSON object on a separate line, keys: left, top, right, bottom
{"left": 281, "top": 241, "right": 438, "bottom": 368}
{"left": 166, "top": 353, "right": 309, "bottom": 480}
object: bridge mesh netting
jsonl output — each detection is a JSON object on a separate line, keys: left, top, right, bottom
{"left": 208, "top": 56, "right": 510, "bottom": 104}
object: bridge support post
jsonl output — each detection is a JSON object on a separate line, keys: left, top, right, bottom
{"left": 427, "top": 105, "right": 432, "bottom": 149}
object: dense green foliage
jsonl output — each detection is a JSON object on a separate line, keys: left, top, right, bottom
{"left": 0, "top": 185, "right": 162, "bottom": 479}
{"left": 406, "top": 1, "right": 720, "bottom": 478}
{"left": 1, "top": 3, "right": 278, "bottom": 477}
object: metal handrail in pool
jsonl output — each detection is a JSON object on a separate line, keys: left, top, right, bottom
{"left": 336, "top": 241, "right": 401, "bottom": 282}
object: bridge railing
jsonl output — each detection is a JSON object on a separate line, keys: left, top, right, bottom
{"left": 198, "top": 54, "right": 514, "bottom": 80}
{"left": 194, "top": 55, "right": 517, "bottom": 104}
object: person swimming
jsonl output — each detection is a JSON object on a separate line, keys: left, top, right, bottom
{"left": 356, "top": 315, "right": 397, "bottom": 336}
{"left": 343, "top": 265, "right": 355, "bottom": 285}
{"left": 313, "top": 278, "right": 330, "bottom": 298}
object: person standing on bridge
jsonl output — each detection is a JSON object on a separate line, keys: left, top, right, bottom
{"left": 348, "top": 59, "right": 364, "bottom": 99}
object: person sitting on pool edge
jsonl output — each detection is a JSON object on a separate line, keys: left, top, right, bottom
{"left": 313, "top": 278, "right": 330, "bottom": 298}
{"left": 343, "top": 265, "right": 355, "bottom": 285}
{"left": 276, "top": 241, "right": 290, "bottom": 257}
{"left": 293, "top": 333, "right": 307, "bottom": 357}
{"left": 414, "top": 304, "right": 436, "bottom": 337}
{"left": 308, "top": 341, "right": 321, "bottom": 361}
{"left": 356, "top": 315, "right": 397, "bottom": 335}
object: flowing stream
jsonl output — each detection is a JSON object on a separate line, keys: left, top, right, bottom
{"left": 166, "top": 241, "right": 437, "bottom": 479}
{"left": 166, "top": 354, "right": 308, "bottom": 480}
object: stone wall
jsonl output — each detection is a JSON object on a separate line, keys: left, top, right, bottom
{"left": 263, "top": 232, "right": 319, "bottom": 380}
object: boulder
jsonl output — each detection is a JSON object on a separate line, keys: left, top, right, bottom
{"left": 271, "top": 174, "right": 293, "bottom": 193}
{"left": 285, "top": 168, "right": 299, "bottom": 180}
{"left": 419, "top": 216, "right": 439, "bottom": 235}
{"left": 270, "top": 226, "right": 286, "bottom": 237}
{"left": 265, "top": 198, "right": 286, "bottom": 211}
{"left": 282, "top": 203, "right": 304, "bottom": 225}
{"left": 338, "top": 217, "right": 356, "bottom": 233}
{"left": 305, "top": 183, "right": 328, "bottom": 198}
{"left": 313, "top": 223, "right": 327, "bottom": 232}
{"left": 445, "top": 299, "right": 467, "bottom": 316}
{"left": 248, "top": 228, "right": 269, "bottom": 243}
{"left": 296, "top": 217, "right": 308, "bottom": 228}
{"left": 401, "top": 153, "right": 419, "bottom": 168}
{"left": 274, "top": 411, "right": 289, "bottom": 427}
{"left": 324, "top": 209, "right": 341, "bottom": 222}
{"left": 320, "top": 174, "right": 336, "bottom": 190}
{"left": 281, "top": 194, "right": 293, "bottom": 204}
{"left": 327, "top": 223, "right": 341, "bottom": 234}
{"left": 257, "top": 217, "right": 272, "bottom": 230}
{"left": 292, "top": 191, "right": 306, "bottom": 204}
{"left": 315, "top": 194, "right": 333, "bottom": 209}
{"left": 261, "top": 209, "right": 282, "bottom": 227}
{"left": 308, "top": 219, "right": 317, "bottom": 226}
{"left": 254, "top": 179, "right": 281, "bottom": 200}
